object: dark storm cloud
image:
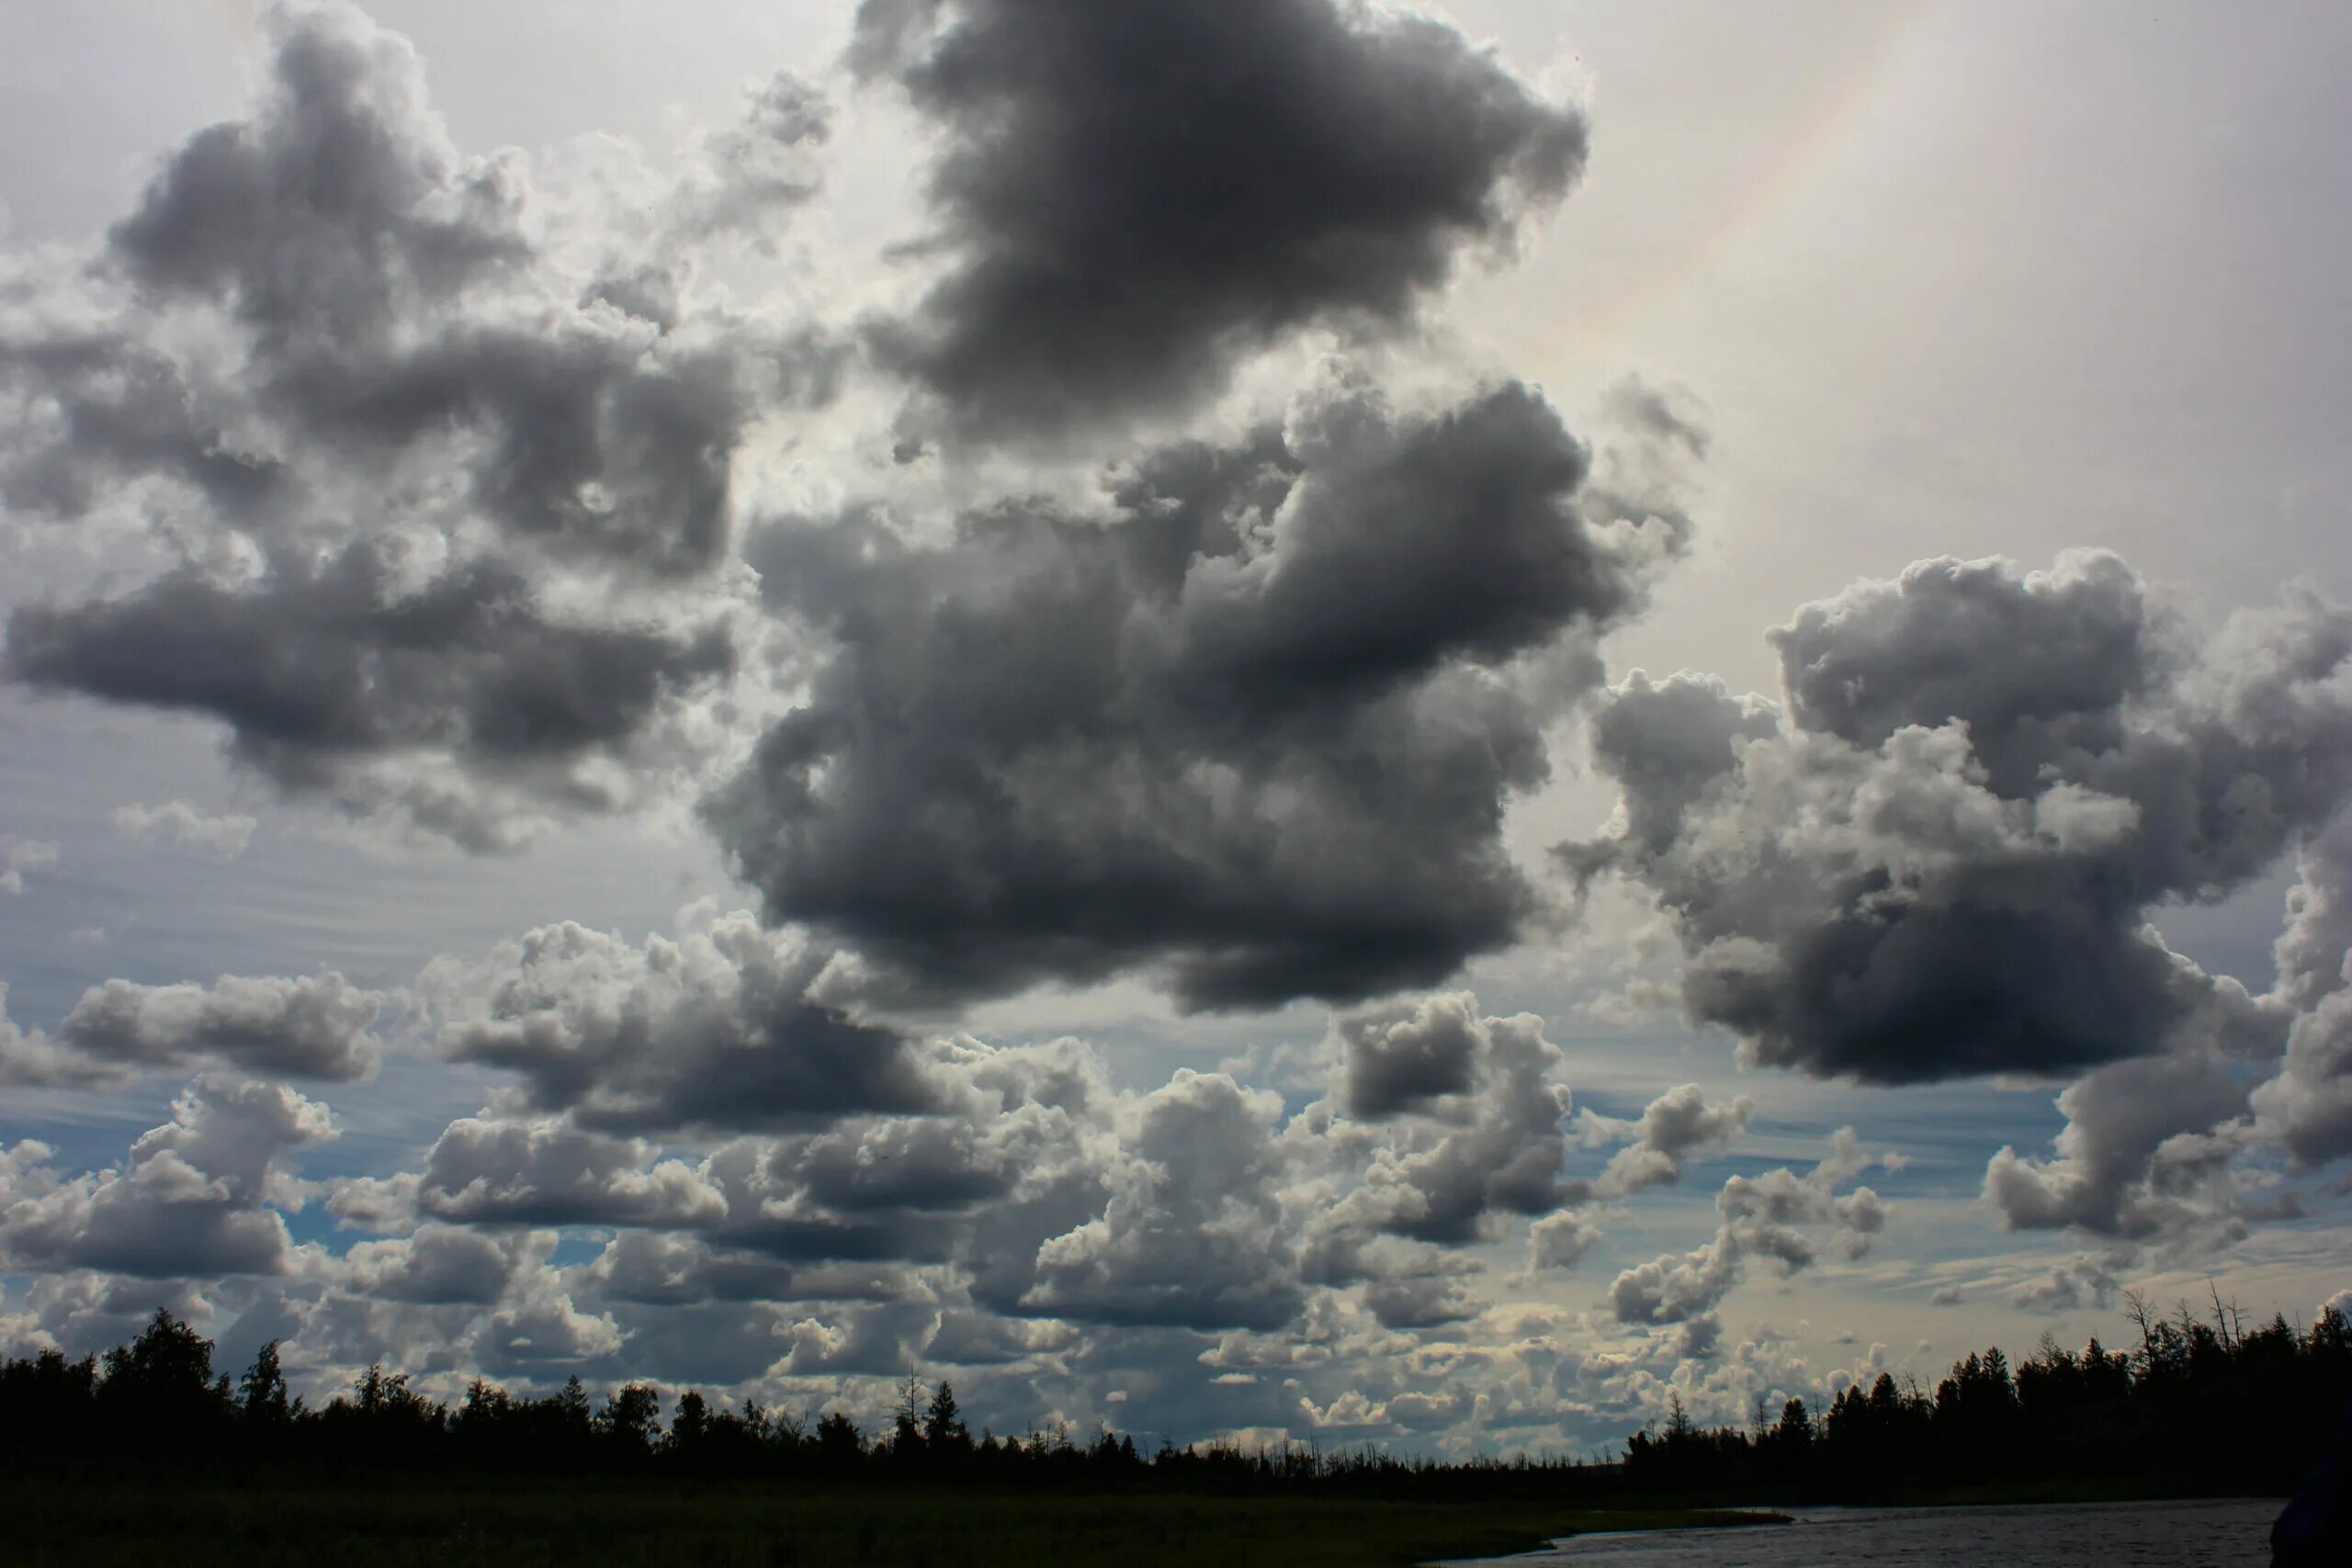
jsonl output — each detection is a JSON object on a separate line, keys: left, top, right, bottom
{"left": 7, "top": 541, "right": 731, "bottom": 834}
{"left": 714, "top": 374, "right": 1684, "bottom": 1010}
{"left": 1566, "top": 552, "right": 2350, "bottom": 1083}
{"left": 854, "top": 0, "right": 1586, "bottom": 440}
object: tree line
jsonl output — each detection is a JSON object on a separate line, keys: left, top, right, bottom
{"left": 3, "top": 1292, "right": 2345, "bottom": 1502}
{"left": 1625, "top": 1291, "right": 2352, "bottom": 1500}
{"left": 0, "top": 1313, "right": 1608, "bottom": 1500}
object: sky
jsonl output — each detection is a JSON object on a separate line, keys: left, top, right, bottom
{"left": 1, "top": 0, "right": 2349, "bottom": 1457}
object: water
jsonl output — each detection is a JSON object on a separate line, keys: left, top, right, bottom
{"left": 1444, "top": 1498, "right": 2280, "bottom": 1566}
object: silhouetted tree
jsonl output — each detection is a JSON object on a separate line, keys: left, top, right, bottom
{"left": 598, "top": 1383, "right": 660, "bottom": 1458}
{"left": 924, "top": 1379, "right": 972, "bottom": 1465}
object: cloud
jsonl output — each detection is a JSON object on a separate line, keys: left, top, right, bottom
{"left": 0, "top": 835, "right": 58, "bottom": 895}
{"left": 2251, "top": 817, "right": 2352, "bottom": 1166}
{"left": 1990, "top": 812, "right": 2352, "bottom": 1247}
{"left": 334, "top": 1116, "right": 726, "bottom": 1232}
{"left": 1983, "top": 1049, "right": 2253, "bottom": 1247}
{"left": 0, "top": 972, "right": 384, "bottom": 1088}
{"left": 0, "top": 1, "right": 836, "bottom": 846}
{"left": 340, "top": 1224, "right": 540, "bottom": 1305}
{"left": 853, "top": 0, "right": 1585, "bottom": 442}
{"left": 716, "top": 370, "right": 1688, "bottom": 1010}
{"left": 2007, "top": 1253, "right": 2124, "bottom": 1314}
{"left": 1577, "top": 1082, "right": 1755, "bottom": 1201}
{"left": 112, "top": 801, "right": 259, "bottom": 861}
{"left": 9, "top": 543, "right": 735, "bottom": 849}
{"left": 1611, "top": 1130, "right": 1892, "bottom": 1324}
{"left": 1528, "top": 1211, "right": 1602, "bottom": 1270}
{"left": 83, "top": 1, "right": 826, "bottom": 574}
{"left": 0, "top": 1075, "right": 333, "bottom": 1277}
{"left": 1335, "top": 991, "right": 1489, "bottom": 1121}
{"left": 1022, "top": 1070, "right": 1303, "bottom": 1331}
{"left": 1566, "top": 552, "right": 2348, "bottom": 1083}
{"left": 425, "top": 911, "right": 942, "bottom": 1134}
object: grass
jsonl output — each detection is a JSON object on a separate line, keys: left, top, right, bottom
{"left": 6, "top": 1480, "right": 1786, "bottom": 1567}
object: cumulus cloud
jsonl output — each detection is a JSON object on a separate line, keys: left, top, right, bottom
{"left": 112, "top": 800, "right": 258, "bottom": 860}
{"left": 1567, "top": 552, "right": 2348, "bottom": 1083}
{"left": 334, "top": 1116, "right": 726, "bottom": 1232}
{"left": 1314, "top": 996, "right": 1577, "bottom": 1252}
{"left": 716, "top": 370, "right": 1690, "bottom": 1010}
{"left": 0, "top": 971, "right": 384, "bottom": 1088}
{"left": 340, "top": 1224, "right": 540, "bottom": 1305}
{"left": 1023, "top": 1070, "right": 1303, "bottom": 1331}
{"left": 1983, "top": 1049, "right": 2253, "bottom": 1247}
{"left": 0, "top": 2, "right": 834, "bottom": 845}
{"left": 307, "top": 964, "right": 1591, "bottom": 1352}
{"left": 852, "top": 0, "right": 1585, "bottom": 442}
{"left": 1611, "top": 1130, "right": 1894, "bottom": 1324}
{"left": 425, "top": 910, "right": 941, "bottom": 1134}
{"left": 1989, "top": 809, "right": 2352, "bottom": 1247}
{"left": 1577, "top": 1082, "right": 1755, "bottom": 1201}
{"left": 0, "top": 1075, "right": 333, "bottom": 1277}
{"left": 2251, "top": 818, "right": 2352, "bottom": 1166}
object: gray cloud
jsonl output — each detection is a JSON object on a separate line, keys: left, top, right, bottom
{"left": 2250, "top": 818, "right": 2352, "bottom": 1166}
{"left": 1318, "top": 1002, "right": 1576, "bottom": 1249}
{"left": 427, "top": 911, "right": 942, "bottom": 1134}
{"left": 853, "top": 0, "right": 1585, "bottom": 442}
{"left": 0, "top": 1075, "right": 333, "bottom": 1278}
{"left": 324, "top": 955, "right": 1598, "bottom": 1340}
{"left": 0, "top": 2, "right": 842, "bottom": 847}
{"left": 1567, "top": 552, "right": 2347, "bottom": 1083}
{"left": 341, "top": 1224, "right": 537, "bottom": 1306}
{"left": 716, "top": 371, "right": 1684, "bottom": 1010}
{"left": 2008, "top": 1254, "right": 2125, "bottom": 1314}
{"left": 1335, "top": 990, "right": 1487, "bottom": 1121}
{"left": 61, "top": 971, "right": 381, "bottom": 1082}
{"left": 322, "top": 1116, "right": 723, "bottom": 1237}
{"left": 8, "top": 541, "right": 733, "bottom": 846}
{"left": 1983, "top": 1049, "right": 2253, "bottom": 1246}
{"left": 1021, "top": 1069, "right": 1303, "bottom": 1331}
{"left": 77, "top": 2, "right": 824, "bottom": 576}
{"left": 1610, "top": 1130, "right": 1891, "bottom": 1324}
{"left": 1577, "top": 1082, "right": 1755, "bottom": 1201}
{"left": 0, "top": 972, "right": 384, "bottom": 1088}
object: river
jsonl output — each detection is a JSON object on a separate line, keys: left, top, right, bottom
{"left": 1442, "top": 1497, "right": 2281, "bottom": 1565}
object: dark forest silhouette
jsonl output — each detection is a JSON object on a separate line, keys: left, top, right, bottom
{"left": 4, "top": 1292, "right": 2346, "bottom": 1505}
